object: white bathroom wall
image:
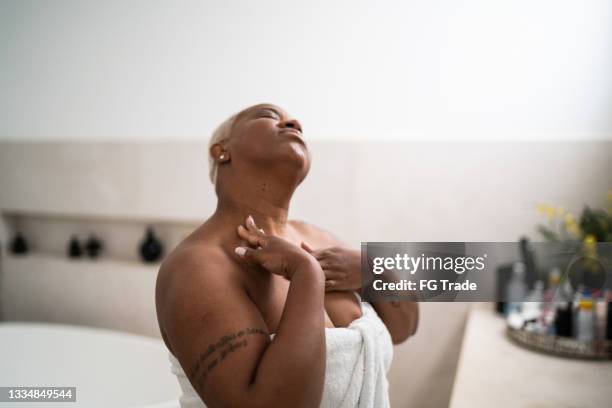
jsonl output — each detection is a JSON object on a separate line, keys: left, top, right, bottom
{"left": 1, "top": 0, "right": 612, "bottom": 142}
{"left": 2, "top": 141, "right": 611, "bottom": 244}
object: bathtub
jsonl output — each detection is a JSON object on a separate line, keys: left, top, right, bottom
{"left": 0, "top": 322, "right": 181, "bottom": 408}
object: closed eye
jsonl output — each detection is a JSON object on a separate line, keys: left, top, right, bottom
{"left": 259, "top": 108, "right": 281, "bottom": 120}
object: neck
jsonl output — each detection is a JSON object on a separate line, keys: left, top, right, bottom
{"left": 213, "top": 170, "right": 299, "bottom": 236}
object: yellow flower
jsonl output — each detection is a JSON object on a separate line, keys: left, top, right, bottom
{"left": 546, "top": 206, "right": 556, "bottom": 219}
{"left": 556, "top": 206, "right": 565, "bottom": 217}
{"left": 583, "top": 234, "right": 598, "bottom": 259}
{"left": 536, "top": 203, "right": 547, "bottom": 215}
{"left": 564, "top": 214, "right": 575, "bottom": 224}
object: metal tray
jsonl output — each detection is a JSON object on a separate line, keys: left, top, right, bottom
{"left": 507, "top": 326, "right": 612, "bottom": 360}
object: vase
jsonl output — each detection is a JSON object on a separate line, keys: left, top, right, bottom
{"left": 139, "top": 227, "right": 163, "bottom": 263}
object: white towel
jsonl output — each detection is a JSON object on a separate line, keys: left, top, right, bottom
{"left": 320, "top": 301, "right": 393, "bottom": 408}
{"left": 168, "top": 301, "right": 393, "bottom": 408}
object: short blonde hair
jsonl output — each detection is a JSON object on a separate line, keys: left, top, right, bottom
{"left": 207, "top": 111, "right": 240, "bottom": 184}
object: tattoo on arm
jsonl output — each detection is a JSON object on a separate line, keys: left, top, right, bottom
{"left": 188, "top": 327, "right": 268, "bottom": 389}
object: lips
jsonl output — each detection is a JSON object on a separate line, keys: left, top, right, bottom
{"left": 279, "top": 129, "right": 306, "bottom": 145}
{"left": 280, "top": 128, "right": 302, "bottom": 137}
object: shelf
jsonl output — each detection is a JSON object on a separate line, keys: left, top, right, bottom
{"left": 1, "top": 211, "right": 188, "bottom": 264}
{"left": 1, "top": 208, "right": 202, "bottom": 227}
{"left": 2, "top": 252, "right": 160, "bottom": 272}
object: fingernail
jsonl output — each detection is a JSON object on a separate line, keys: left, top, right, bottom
{"left": 247, "top": 215, "right": 254, "bottom": 226}
{"left": 235, "top": 247, "right": 246, "bottom": 257}
{"left": 259, "top": 228, "right": 265, "bottom": 234}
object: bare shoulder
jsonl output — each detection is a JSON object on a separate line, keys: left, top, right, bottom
{"left": 288, "top": 219, "right": 345, "bottom": 248}
{"left": 155, "top": 242, "right": 243, "bottom": 331}
{"left": 157, "top": 242, "right": 235, "bottom": 289}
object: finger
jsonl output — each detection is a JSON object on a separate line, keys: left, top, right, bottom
{"left": 245, "top": 215, "right": 264, "bottom": 235}
{"left": 319, "top": 259, "right": 336, "bottom": 269}
{"left": 301, "top": 241, "right": 314, "bottom": 253}
{"left": 326, "top": 279, "right": 349, "bottom": 292}
{"left": 308, "top": 250, "right": 325, "bottom": 260}
{"left": 235, "top": 246, "right": 260, "bottom": 264}
{"left": 237, "top": 225, "right": 266, "bottom": 247}
{"left": 322, "top": 269, "right": 341, "bottom": 280}
{"left": 324, "top": 279, "right": 337, "bottom": 291}
{"left": 238, "top": 225, "right": 265, "bottom": 247}
{"left": 245, "top": 215, "right": 266, "bottom": 237}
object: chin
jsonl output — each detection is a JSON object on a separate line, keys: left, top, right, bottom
{"left": 280, "top": 144, "right": 311, "bottom": 183}
{"left": 284, "top": 142, "right": 309, "bottom": 164}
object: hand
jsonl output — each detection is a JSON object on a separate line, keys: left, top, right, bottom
{"left": 300, "top": 243, "right": 362, "bottom": 292}
{"left": 234, "top": 215, "right": 318, "bottom": 280}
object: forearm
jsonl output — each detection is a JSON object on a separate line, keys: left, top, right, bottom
{"left": 360, "top": 264, "right": 419, "bottom": 344}
{"left": 370, "top": 300, "right": 419, "bottom": 344}
{"left": 249, "top": 259, "right": 326, "bottom": 407}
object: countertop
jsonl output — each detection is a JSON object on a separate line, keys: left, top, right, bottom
{"left": 449, "top": 303, "right": 612, "bottom": 408}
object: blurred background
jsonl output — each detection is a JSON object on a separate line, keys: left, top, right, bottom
{"left": 0, "top": 1, "right": 611, "bottom": 407}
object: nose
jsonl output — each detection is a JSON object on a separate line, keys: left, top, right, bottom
{"left": 279, "top": 118, "right": 302, "bottom": 133}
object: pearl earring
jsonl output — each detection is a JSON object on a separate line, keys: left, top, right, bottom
{"left": 220, "top": 155, "right": 225, "bottom": 159}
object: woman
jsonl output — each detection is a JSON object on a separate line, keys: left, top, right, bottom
{"left": 155, "top": 103, "right": 418, "bottom": 408}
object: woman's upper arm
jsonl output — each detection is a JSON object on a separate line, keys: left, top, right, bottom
{"left": 157, "top": 250, "right": 271, "bottom": 407}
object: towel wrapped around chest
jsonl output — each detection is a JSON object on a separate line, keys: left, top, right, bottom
{"left": 319, "top": 301, "right": 393, "bottom": 408}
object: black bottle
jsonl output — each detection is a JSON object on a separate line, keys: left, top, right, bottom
{"left": 68, "top": 236, "right": 83, "bottom": 258}
{"left": 10, "top": 232, "right": 28, "bottom": 255}
{"left": 606, "top": 299, "right": 612, "bottom": 341}
{"left": 519, "top": 237, "right": 537, "bottom": 290}
{"left": 139, "top": 227, "right": 163, "bottom": 263}
{"left": 85, "top": 235, "right": 103, "bottom": 259}
{"left": 554, "top": 301, "right": 574, "bottom": 337}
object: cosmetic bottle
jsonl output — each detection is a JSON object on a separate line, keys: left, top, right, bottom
{"left": 594, "top": 290, "right": 607, "bottom": 341}
{"left": 606, "top": 291, "right": 612, "bottom": 341}
{"left": 554, "top": 302, "right": 573, "bottom": 337}
{"left": 576, "top": 298, "right": 595, "bottom": 342}
{"left": 495, "top": 263, "right": 514, "bottom": 315}
{"left": 505, "top": 261, "right": 527, "bottom": 316}
{"left": 519, "top": 237, "right": 537, "bottom": 290}
{"left": 572, "top": 285, "right": 586, "bottom": 335}
{"left": 522, "top": 280, "right": 544, "bottom": 328}
{"left": 544, "top": 268, "right": 561, "bottom": 302}
{"left": 541, "top": 268, "right": 561, "bottom": 334}
{"left": 554, "top": 280, "right": 574, "bottom": 337}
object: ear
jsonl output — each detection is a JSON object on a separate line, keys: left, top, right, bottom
{"left": 210, "top": 143, "right": 230, "bottom": 163}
